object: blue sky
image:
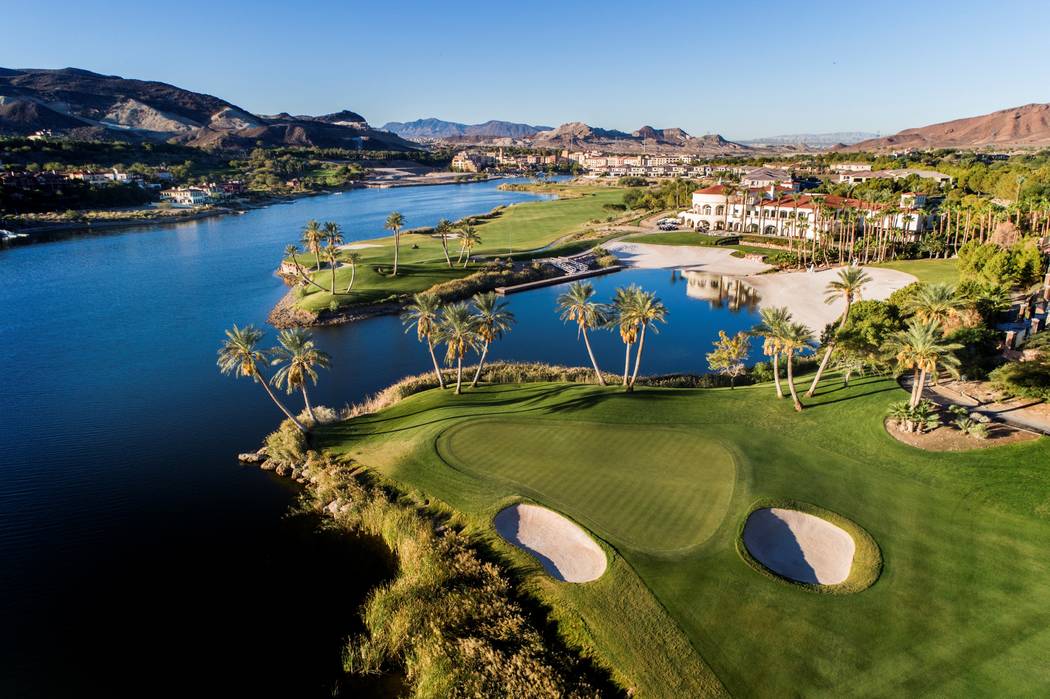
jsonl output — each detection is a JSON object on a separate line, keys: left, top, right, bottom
{"left": 4, "top": 0, "right": 1049, "bottom": 139}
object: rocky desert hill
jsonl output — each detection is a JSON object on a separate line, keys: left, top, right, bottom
{"left": 0, "top": 67, "right": 417, "bottom": 151}
{"left": 845, "top": 103, "right": 1050, "bottom": 151}
{"left": 381, "top": 118, "right": 552, "bottom": 141}
{"left": 530, "top": 122, "right": 752, "bottom": 155}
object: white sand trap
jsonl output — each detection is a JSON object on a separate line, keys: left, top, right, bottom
{"left": 494, "top": 504, "right": 606, "bottom": 583}
{"left": 743, "top": 508, "right": 856, "bottom": 585}
{"left": 337, "top": 242, "right": 380, "bottom": 250}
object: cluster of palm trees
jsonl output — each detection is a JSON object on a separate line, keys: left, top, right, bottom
{"left": 285, "top": 219, "right": 362, "bottom": 295}
{"left": 555, "top": 281, "right": 668, "bottom": 392}
{"left": 751, "top": 268, "right": 968, "bottom": 411}
{"left": 217, "top": 325, "right": 331, "bottom": 433}
{"left": 433, "top": 218, "right": 482, "bottom": 269}
{"left": 401, "top": 291, "right": 514, "bottom": 394}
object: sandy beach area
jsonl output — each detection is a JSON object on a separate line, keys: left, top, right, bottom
{"left": 609, "top": 241, "right": 916, "bottom": 332}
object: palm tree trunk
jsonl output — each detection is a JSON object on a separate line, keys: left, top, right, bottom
{"left": 291, "top": 255, "right": 330, "bottom": 293}
{"left": 301, "top": 385, "right": 316, "bottom": 423}
{"left": 256, "top": 372, "right": 306, "bottom": 432}
{"left": 911, "top": 368, "right": 927, "bottom": 408}
{"left": 622, "top": 341, "right": 633, "bottom": 386}
{"left": 786, "top": 351, "right": 803, "bottom": 412}
{"left": 441, "top": 235, "right": 452, "bottom": 268}
{"left": 344, "top": 264, "right": 356, "bottom": 293}
{"left": 330, "top": 261, "right": 337, "bottom": 294}
{"left": 470, "top": 343, "right": 489, "bottom": 387}
{"left": 629, "top": 324, "right": 648, "bottom": 390}
{"left": 393, "top": 232, "right": 400, "bottom": 276}
{"left": 581, "top": 327, "right": 606, "bottom": 385}
{"left": 428, "top": 339, "right": 445, "bottom": 389}
{"left": 772, "top": 352, "right": 784, "bottom": 398}
{"left": 806, "top": 301, "right": 852, "bottom": 397}
{"left": 455, "top": 355, "right": 463, "bottom": 394}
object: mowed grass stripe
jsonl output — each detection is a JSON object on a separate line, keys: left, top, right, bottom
{"left": 437, "top": 419, "right": 736, "bottom": 552}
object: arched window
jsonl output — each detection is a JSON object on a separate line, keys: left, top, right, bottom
{"left": 702, "top": 204, "right": 712, "bottom": 215}
{"left": 764, "top": 225, "right": 777, "bottom": 235}
{"left": 746, "top": 223, "right": 758, "bottom": 233}
{"left": 715, "top": 205, "right": 724, "bottom": 216}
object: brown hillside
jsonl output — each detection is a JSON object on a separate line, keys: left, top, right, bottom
{"left": 845, "top": 103, "right": 1050, "bottom": 151}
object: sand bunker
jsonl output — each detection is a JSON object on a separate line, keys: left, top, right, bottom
{"left": 743, "top": 508, "right": 856, "bottom": 585}
{"left": 337, "top": 242, "right": 380, "bottom": 250}
{"left": 494, "top": 504, "right": 607, "bottom": 583}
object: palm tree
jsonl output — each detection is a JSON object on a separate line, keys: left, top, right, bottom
{"left": 611, "top": 285, "right": 641, "bottom": 386}
{"left": 905, "top": 283, "right": 964, "bottom": 326}
{"left": 401, "top": 293, "right": 446, "bottom": 389}
{"left": 781, "top": 322, "right": 813, "bottom": 411}
{"left": 556, "top": 281, "right": 609, "bottom": 385}
{"left": 343, "top": 252, "right": 361, "bottom": 293}
{"left": 457, "top": 225, "right": 481, "bottom": 267}
{"left": 217, "top": 325, "right": 306, "bottom": 432}
{"left": 270, "top": 328, "right": 331, "bottom": 424}
{"left": 628, "top": 288, "right": 668, "bottom": 391}
{"left": 806, "top": 266, "right": 872, "bottom": 397}
{"left": 750, "top": 306, "right": 792, "bottom": 398}
{"left": 886, "top": 319, "right": 963, "bottom": 408}
{"left": 284, "top": 244, "right": 328, "bottom": 293}
{"left": 469, "top": 292, "right": 514, "bottom": 387}
{"left": 385, "top": 211, "right": 405, "bottom": 276}
{"left": 302, "top": 219, "right": 324, "bottom": 271}
{"left": 436, "top": 302, "right": 478, "bottom": 394}
{"left": 323, "top": 222, "right": 344, "bottom": 293}
{"left": 435, "top": 218, "right": 454, "bottom": 268}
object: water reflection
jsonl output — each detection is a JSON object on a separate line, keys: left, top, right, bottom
{"left": 683, "top": 270, "right": 762, "bottom": 312}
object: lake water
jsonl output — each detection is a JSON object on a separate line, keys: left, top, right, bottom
{"left": 0, "top": 178, "right": 760, "bottom": 696}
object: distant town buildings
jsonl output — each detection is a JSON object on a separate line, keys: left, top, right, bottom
{"left": 450, "top": 151, "right": 497, "bottom": 172}
{"left": 160, "top": 187, "right": 212, "bottom": 206}
{"left": 831, "top": 162, "right": 873, "bottom": 173}
{"left": 740, "top": 167, "right": 795, "bottom": 189}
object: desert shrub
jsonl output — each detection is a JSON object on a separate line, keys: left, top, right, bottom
{"left": 988, "top": 358, "right": 1050, "bottom": 401}
{"left": 947, "top": 405, "right": 990, "bottom": 439}
{"left": 886, "top": 281, "right": 925, "bottom": 314}
{"left": 750, "top": 361, "right": 774, "bottom": 383}
{"left": 308, "top": 467, "right": 607, "bottom": 697}
{"left": 946, "top": 326, "right": 1003, "bottom": 379}
{"left": 263, "top": 419, "right": 307, "bottom": 467}
{"left": 595, "top": 254, "right": 618, "bottom": 268}
{"left": 328, "top": 300, "right": 339, "bottom": 312}
{"left": 602, "top": 202, "right": 627, "bottom": 212}
{"left": 887, "top": 399, "right": 940, "bottom": 433}
{"left": 762, "top": 250, "right": 797, "bottom": 269}
{"left": 428, "top": 266, "right": 544, "bottom": 305}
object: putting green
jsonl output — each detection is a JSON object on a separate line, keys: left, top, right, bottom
{"left": 437, "top": 418, "right": 736, "bottom": 553}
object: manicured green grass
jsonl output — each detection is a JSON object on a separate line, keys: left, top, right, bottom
{"left": 293, "top": 186, "right": 628, "bottom": 311}
{"left": 438, "top": 419, "right": 735, "bottom": 552}
{"left": 319, "top": 377, "right": 1050, "bottom": 697}
{"left": 874, "top": 257, "right": 960, "bottom": 285}
{"left": 621, "top": 231, "right": 723, "bottom": 246}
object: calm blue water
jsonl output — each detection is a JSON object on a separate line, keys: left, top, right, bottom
{"left": 0, "top": 178, "right": 759, "bottom": 697}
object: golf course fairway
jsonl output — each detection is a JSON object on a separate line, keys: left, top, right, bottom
{"left": 318, "top": 376, "right": 1050, "bottom": 697}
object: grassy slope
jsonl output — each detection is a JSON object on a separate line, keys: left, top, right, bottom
{"left": 295, "top": 186, "right": 626, "bottom": 312}
{"left": 318, "top": 377, "right": 1050, "bottom": 697}
{"left": 874, "top": 258, "right": 960, "bottom": 285}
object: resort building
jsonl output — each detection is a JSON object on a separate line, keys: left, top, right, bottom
{"left": 678, "top": 185, "right": 934, "bottom": 238}
{"left": 160, "top": 187, "right": 211, "bottom": 206}
{"left": 831, "top": 162, "right": 873, "bottom": 173}
{"left": 740, "top": 167, "right": 795, "bottom": 189}
{"left": 836, "top": 168, "right": 952, "bottom": 186}
{"left": 451, "top": 151, "right": 497, "bottom": 172}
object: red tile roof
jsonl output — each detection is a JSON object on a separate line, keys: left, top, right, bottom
{"left": 693, "top": 184, "right": 727, "bottom": 195}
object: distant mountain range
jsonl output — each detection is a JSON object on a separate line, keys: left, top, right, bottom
{"left": 384, "top": 117, "right": 755, "bottom": 154}
{"left": 0, "top": 67, "right": 417, "bottom": 151}
{"left": 842, "top": 103, "right": 1050, "bottom": 151}
{"left": 381, "top": 118, "right": 552, "bottom": 141}
{"left": 739, "top": 132, "right": 879, "bottom": 147}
